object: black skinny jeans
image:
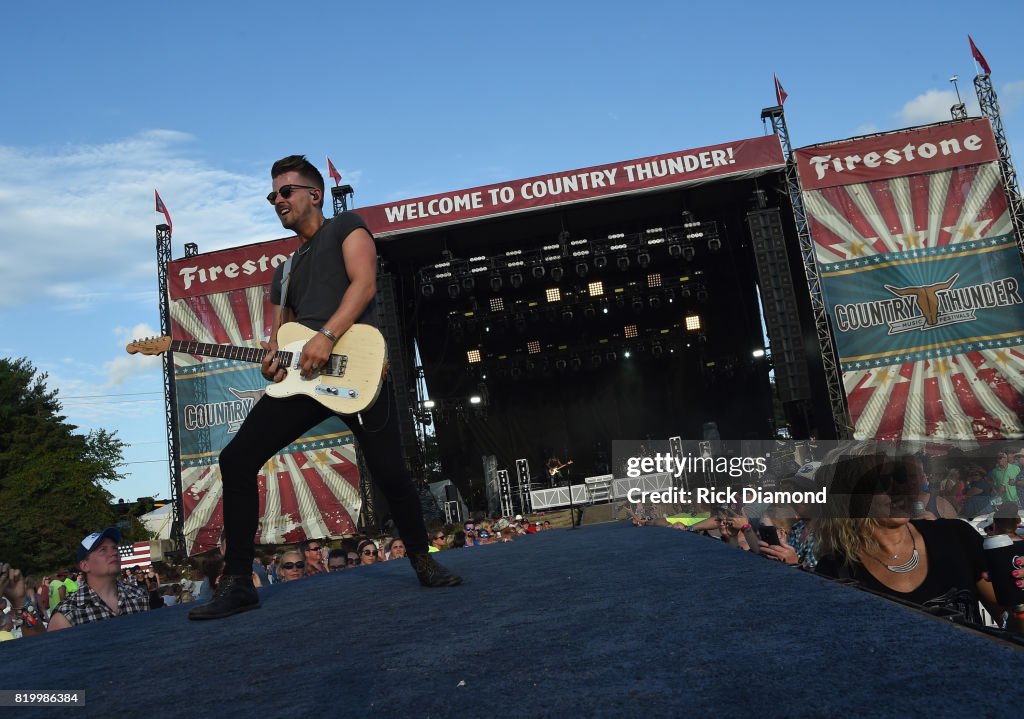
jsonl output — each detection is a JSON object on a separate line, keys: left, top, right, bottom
{"left": 219, "top": 377, "right": 427, "bottom": 575}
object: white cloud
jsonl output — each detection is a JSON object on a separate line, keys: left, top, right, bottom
{"left": 107, "top": 323, "right": 163, "bottom": 386}
{"left": 897, "top": 89, "right": 980, "bottom": 126}
{"left": 0, "top": 131, "right": 286, "bottom": 312}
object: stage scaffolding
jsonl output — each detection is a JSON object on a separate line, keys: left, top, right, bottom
{"left": 975, "top": 73, "right": 1024, "bottom": 260}
{"left": 762, "top": 105, "right": 851, "bottom": 439}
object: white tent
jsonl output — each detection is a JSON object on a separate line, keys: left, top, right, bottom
{"left": 139, "top": 504, "right": 174, "bottom": 540}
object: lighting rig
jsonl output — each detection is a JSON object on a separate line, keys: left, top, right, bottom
{"left": 416, "top": 214, "right": 720, "bottom": 379}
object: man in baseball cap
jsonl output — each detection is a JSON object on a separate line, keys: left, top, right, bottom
{"left": 48, "top": 528, "right": 150, "bottom": 631}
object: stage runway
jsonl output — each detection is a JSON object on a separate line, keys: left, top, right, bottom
{"left": 3, "top": 521, "right": 1022, "bottom": 717}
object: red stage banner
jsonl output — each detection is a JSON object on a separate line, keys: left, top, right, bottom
{"left": 359, "top": 135, "right": 785, "bottom": 237}
{"left": 796, "top": 119, "right": 1024, "bottom": 443}
{"left": 168, "top": 237, "right": 301, "bottom": 300}
{"left": 795, "top": 118, "right": 1000, "bottom": 191}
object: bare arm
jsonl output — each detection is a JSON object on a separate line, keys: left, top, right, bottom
{"left": 47, "top": 612, "right": 71, "bottom": 631}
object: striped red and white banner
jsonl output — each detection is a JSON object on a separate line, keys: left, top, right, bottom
{"left": 118, "top": 542, "right": 152, "bottom": 569}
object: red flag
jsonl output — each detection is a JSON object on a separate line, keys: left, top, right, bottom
{"left": 774, "top": 73, "right": 788, "bottom": 106}
{"left": 968, "top": 35, "right": 991, "bottom": 75}
{"left": 327, "top": 157, "right": 342, "bottom": 186}
{"left": 154, "top": 190, "right": 172, "bottom": 234}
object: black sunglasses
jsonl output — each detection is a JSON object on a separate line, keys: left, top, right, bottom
{"left": 280, "top": 561, "right": 306, "bottom": 570}
{"left": 305, "top": 546, "right": 322, "bottom": 552}
{"left": 345, "top": 558, "right": 360, "bottom": 565}
{"left": 361, "top": 549, "right": 377, "bottom": 556}
{"left": 267, "top": 184, "right": 318, "bottom": 204}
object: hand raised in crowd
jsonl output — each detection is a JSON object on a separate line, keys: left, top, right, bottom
{"left": 0, "top": 563, "right": 27, "bottom": 605}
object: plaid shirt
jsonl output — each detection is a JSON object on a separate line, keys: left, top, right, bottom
{"left": 52, "top": 580, "right": 149, "bottom": 627}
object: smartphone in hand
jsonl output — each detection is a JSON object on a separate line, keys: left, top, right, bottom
{"left": 757, "top": 525, "right": 781, "bottom": 546}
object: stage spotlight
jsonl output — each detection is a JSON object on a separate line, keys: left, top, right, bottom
{"left": 527, "top": 340, "right": 541, "bottom": 354}
{"left": 651, "top": 342, "right": 663, "bottom": 358}
{"left": 682, "top": 246, "right": 696, "bottom": 261}
{"left": 624, "top": 350, "right": 632, "bottom": 359}
{"left": 647, "top": 273, "right": 662, "bottom": 289}
{"left": 421, "top": 282, "right": 434, "bottom": 298}
{"left": 467, "top": 349, "right": 482, "bottom": 364}
{"left": 570, "top": 355, "right": 582, "bottom": 371}
{"left": 448, "top": 282, "right": 460, "bottom": 299}
{"left": 649, "top": 296, "right": 661, "bottom": 309}
{"left": 469, "top": 395, "right": 482, "bottom": 405}
{"left": 637, "top": 250, "right": 650, "bottom": 268}
{"left": 708, "top": 237, "right": 721, "bottom": 252}
{"left": 606, "top": 350, "right": 617, "bottom": 362}
{"left": 680, "top": 286, "right": 692, "bottom": 299}
{"left": 753, "top": 349, "right": 766, "bottom": 358}
{"left": 685, "top": 314, "right": 702, "bottom": 331}
{"left": 463, "top": 276, "right": 476, "bottom": 291}
{"left": 631, "top": 297, "right": 644, "bottom": 312}
{"left": 668, "top": 243, "right": 682, "bottom": 259}
{"left": 575, "top": 261, "right": 589, "bottom": 277}
{"left": 423, "top": 399, "right": 436, "bottom": 409}
{"left": 697, "top": 288, "right": 709, "bottom": 303}
{"left": 624, "top": 323, "right": 638, "bottom": 339}
{"left": 510, "top": 272, "right": 524, "bottom": 289}
{"left": 490, "top": 275, "right": 503, "bottom": 292}
{"left": 583, "top": 305, "right": 596, "bottom": 320}
{"left": 561, "top": 309, "right": 574, "bottom": 322}
{"left": 551, "top": 266, "right": 564, "bottom": 282}
{"left": 555, "top": 358, "right": 568, "bottom": 371}
{"left": 588, "top": 280, "right": 605, "bottom": 297}
{"left": 545, "top": 287, "right": 562, "bottom": 303}
{"left": 594, "top": 254, "right": 608, "bottom": 270}
{"left": 532, "top": 265, "right": 546, "bottom": 280}
{"left": 489, "top": 297, "right": 505, "bottom": 312}
{"left": 616, "top": 255, "right": 630, "bottom": 271}
{"left": 591, "top": 352, "right": 602, "bottom": 368}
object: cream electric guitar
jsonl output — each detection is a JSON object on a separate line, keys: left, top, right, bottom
{"left": 126, "top": 322, "right": 388, "bottom": 416}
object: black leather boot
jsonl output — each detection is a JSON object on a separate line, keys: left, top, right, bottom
{"left": 409, "top": 552, "right": 462, "bottom": 587}
{"left": 188, "top": 574, "right": 259, "bottom": 620}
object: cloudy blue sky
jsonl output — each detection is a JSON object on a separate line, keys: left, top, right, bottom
{"left": 2, "top": 1, "right": 1022, "bottom": 501}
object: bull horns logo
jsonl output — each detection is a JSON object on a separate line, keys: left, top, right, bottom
{"left": 884, "top": 274, "right": 959, "bottom": 326}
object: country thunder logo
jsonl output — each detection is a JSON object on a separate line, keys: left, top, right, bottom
{"left": 834, "top": 273, "right": 1022, "bottom": 335}
{"left": 183, "top": 387, "right": 265, "bottom": 433}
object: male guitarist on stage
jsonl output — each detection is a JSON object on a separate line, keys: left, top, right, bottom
{"left": 190, "top": 156, "right": 460, "bottom": 620}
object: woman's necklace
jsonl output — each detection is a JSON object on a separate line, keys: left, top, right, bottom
{"left": 869, "top": 525, "right": 919, "bottom": 573}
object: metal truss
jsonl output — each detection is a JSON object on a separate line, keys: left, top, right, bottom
{"left": 157, "top": 225, "right": 187, "bottom": 553}
{"left": 762, "top": 107, "right": 852, "bottom": 439}
{"left": 331, "top": 184, "right": 354, "bottom": 217}
{"left": 975, "top": 73, "right": 1024, "bottom": 260}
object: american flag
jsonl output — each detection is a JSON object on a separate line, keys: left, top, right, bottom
{"left": 118, "top": 542, "right": 152, "bottom": 569}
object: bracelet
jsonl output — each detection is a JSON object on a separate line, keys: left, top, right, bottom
{"left": 740, "top": 524, "right": 752, "bottom": 532}
{"left": 319, "top": 327, "right": 339, "bottom": 342}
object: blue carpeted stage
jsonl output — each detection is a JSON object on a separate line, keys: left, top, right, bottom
{"left": 3, "top": 522, "right": 1022, "bottom": 717}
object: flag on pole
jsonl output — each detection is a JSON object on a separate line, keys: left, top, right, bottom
{"left": 774, "top": 74, "right": 788, "bottom": 107}
{"left": 968, "top": 35, "right": 991, "bottom": 75}
{"left": 155, "top": 190, "right": 172, "bottom": 234}
{"left": 327, "top": 157, "right": 342, "bottom": 186}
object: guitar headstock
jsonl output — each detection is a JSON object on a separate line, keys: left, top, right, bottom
{"left": 126, "top": 336, "right": 172, "bottom": 356}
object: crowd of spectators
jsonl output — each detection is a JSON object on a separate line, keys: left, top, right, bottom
{"left": 632, "top": 444, "right": 1024, "bottom": 634}
{"left": 0, "top": 513, "right": 555, "bottom": 637}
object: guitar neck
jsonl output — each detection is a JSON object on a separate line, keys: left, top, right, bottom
{"left": 170, "top": 340, "right": 292, "bottom": 366}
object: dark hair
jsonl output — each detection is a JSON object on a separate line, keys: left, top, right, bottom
{"left": 271, "top": 155, "right": 325, "bottom": 195}
{"left": 327, "top": 548, "right": 346, "bottom": 560}
{"left": 451, "top": 531, "right": 466, "bottom": 549}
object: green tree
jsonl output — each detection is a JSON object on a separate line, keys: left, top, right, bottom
{"left": 0, "top": 358, "right": 126, "bottom": 574}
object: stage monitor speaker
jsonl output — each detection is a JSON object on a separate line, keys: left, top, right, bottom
{"left": 445, "top": 484, "right": 459, "bottom": 503}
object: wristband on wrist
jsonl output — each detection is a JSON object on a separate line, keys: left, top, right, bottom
{"left": 319, "top": 327, "right": 339, "bottom": 343}
{"left": 740, "top": 524, "right": 752, "bottom": 532}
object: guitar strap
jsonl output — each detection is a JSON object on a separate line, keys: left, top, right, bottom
{"left": 279, "top": 254, "right": 295, "bottom": 312}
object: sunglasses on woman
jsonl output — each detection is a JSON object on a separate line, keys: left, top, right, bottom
{"left": 280, "top": 561, "right": 306, "bottom": 570}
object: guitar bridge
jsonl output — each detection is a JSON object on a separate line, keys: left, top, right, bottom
{"left": 315, "top": 385, "right": 359, "bottom": 399}
{"left": 326, "top": 355, "right": 348, "bottom": 376}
